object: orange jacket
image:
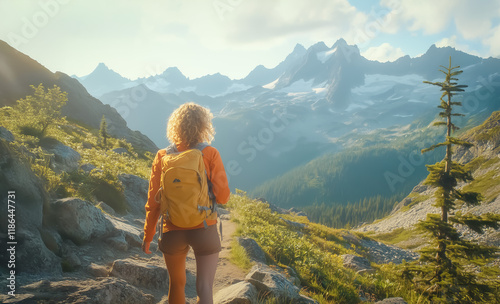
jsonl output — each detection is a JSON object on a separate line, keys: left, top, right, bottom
{"left": 143, "top": 144, "right": 230, "bottom": 243}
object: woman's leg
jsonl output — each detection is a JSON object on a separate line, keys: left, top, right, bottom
{"left": 164, "top": 253, "right": 188, "bottom": 304}
{"left": 195, "top": 252, "right": 219, "bottom": 304}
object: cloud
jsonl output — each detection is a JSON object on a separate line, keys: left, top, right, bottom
{"left": 379, "top": 0, "right": 500, "bottom": 39}
{"left": 484, "top": 24, "right": 500, "bottom": 58}
{"left": 435, "top": 35, "right": 481, "bottom": 56}
{"left": 219, "top": 0, "right": 368, "bottom": 47}
{"left": 361, "top": 42, "right": 405, "bottom": 62}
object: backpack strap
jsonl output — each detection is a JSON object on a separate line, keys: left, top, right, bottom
{"left": 165, "top": 144, "right": 178, "bottom": 154}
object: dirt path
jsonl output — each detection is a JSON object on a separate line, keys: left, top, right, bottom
{"left": 155, "top": 216, "right": 248, "bottom": 303}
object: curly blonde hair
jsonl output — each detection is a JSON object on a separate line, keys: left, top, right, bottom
{"left": 167, "top": 102, "right": 215, "bottom": 148}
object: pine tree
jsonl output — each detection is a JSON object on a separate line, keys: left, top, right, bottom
{"left": 99, "top": 115, "right": 109, "bottom": 147}
{"left": 404, "top": 57, "right": 500, "bottom": 303}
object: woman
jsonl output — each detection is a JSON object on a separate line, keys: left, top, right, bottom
{"left": 142, "top": 102, "right": 230, "bottom": 304}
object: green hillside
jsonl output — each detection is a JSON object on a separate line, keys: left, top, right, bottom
{"left": 0, "top": 85, "right": 153, "bottom": 212}
{"left": 251, "top": 126, "right": 443, "bottom": 207}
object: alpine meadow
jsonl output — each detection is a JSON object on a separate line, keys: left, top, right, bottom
{"left": 1, "top": 2, "right": 500, "bottom": 303}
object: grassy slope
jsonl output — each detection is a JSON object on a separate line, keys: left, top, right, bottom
{"left": 227, "top": 192, "right": 425, "bottom": 303}
{"left": 0, "top": 113, "right": 153, "bottom": 213}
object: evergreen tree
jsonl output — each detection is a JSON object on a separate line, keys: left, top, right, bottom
{"left": 404, "top": 57, "right": 500, "bottom": 303}
{"left": 99, "top": 115, "right": 109, "bottom": 147}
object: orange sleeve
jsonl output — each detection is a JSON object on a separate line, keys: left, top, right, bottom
{"left": 204, "top": 146, "right": 230, "bottom": 205}
{"left": 143, "top": 149, "right": 164, "bottom": 243}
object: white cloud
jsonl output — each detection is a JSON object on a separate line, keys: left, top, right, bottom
{"left": 379, "top": 0, "right": 500, "bottom": 39}
{"left": 435, "top": 35, "right": 481, "bottom": 56}
{"left": 362, "top": 43, "right": 405, "bottom": 62}
{"left": 484, "top": 25, "right": 500, "bottom": 58}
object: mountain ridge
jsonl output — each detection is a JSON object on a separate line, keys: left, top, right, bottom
{"left": 0, "top": 40, "right": 158, "bottom": 153}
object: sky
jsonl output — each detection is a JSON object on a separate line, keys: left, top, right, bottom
{"left": 1, "top": 0, "right": 499, "bottom": 80}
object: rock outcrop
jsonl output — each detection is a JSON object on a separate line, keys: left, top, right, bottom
{"left": 214, "top": 281, "right": 258, "bottom": 304}
{"left": 109, "top": 258, "right": 168, "bottom": 290}
{"left": 12, "top": 278, "right": 155, "bottom": 304}
{"left": 244, "top": 264, "right": 317, "bottom": 303}
{"left": 237, "top": 237, "right": 267, "bottom": 264}
{"left": 0, "top": 126, "right": 14, "bottom": 142}
{"left": 118, "top": 173, "right": 148, "bottom": 216}
{"left": 39, "top": 138, "right": 81, "bottom": 173}
{"left": 48, "top": 198, "right": 116, "bottom": 244}
{"left": 341, "top": 254, "right": 373, "bottom": 273}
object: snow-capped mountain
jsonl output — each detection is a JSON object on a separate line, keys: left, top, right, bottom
{"left": 90, "top": 39, "right": 500, "bottom": 191}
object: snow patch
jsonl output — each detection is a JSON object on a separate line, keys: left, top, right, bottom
{"left": 263, "top": 77, "right": 280, "bottom": 89}
{"left": 316, "top": 47, "right": 337, "bottom": 63}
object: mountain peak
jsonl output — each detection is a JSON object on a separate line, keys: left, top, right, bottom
{"left": 292, "top": 43, "right": 306, "bottom": 53}
{"left": 94, "top": 62, "right": 110, "bottom": 72}
{"left": 332, "top": 38, "right": 348, "bottom": 48}
{"left": 309, "top": 41, "right": 329, "bottom": 52}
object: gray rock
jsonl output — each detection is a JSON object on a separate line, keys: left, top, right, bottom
{"left": 87, "top": 263, "right": 109, "bottom": 277}
{"left": 60, "top": 239, "right": 82, "bottom": 271}
{"left": 237, "top": 237, "right": 267, "bottom": 264}
{"left": 280, "top": 217, "right": 307, "bottom": 229}
{"left": 341, "top": 254, "right": 373, "bottom": 273}
{"left": 359, "top": 239, "right": 419, "bottom": 264}
{"left": 0, "top": 126, "right": 14, "bottom": 142}
{"left": 109, "top": 258, "right": 168, "bottom": 290}
{"left": 97, "top": 201, "right": 117, "bottom": 216}
{"left": 106, "top": 215, "right": 143, "bottom": 248}
{"left": 18, "top": 277, "right": 155, "bottom": 304}
{"left": 16, "top": 229, "right": 62, "bottom": 275}
{"left": 118, "top": 173, "right": 148, "bottom": 216}
{"left": 39, "top": 227, "right": 64, "bottom": 256}
{"left": 245, "top": 264, "right": 303, "bottom": 302}
{"left": 49, "top": 198, "right": 116, "bottom": 245}
{"left": 39, "top": 138, "right": 81, "bottom": 173}
{"left": 80, "top": 163, "right": 98, "bottom": 174}
{"left": 0, "top": 140, "right": 46, "bottom": 230}
{"left": 375, "top": 297, "right": 408, "bottom": 304}
{"left": 107, "top": 234, "right": 129, "bottom": 251}
{"left": 214, "top": 281, "right": 258, "bottom": 304}
{"left": 288, "top": 207, "right": 307, "bottom": 217}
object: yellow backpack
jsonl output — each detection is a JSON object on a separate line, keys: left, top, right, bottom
{"left": 155, "top": 143, "right": 216, "bottom": 228}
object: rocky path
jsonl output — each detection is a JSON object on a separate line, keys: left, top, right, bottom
{"left": 173, "top": 216, "right": 247, "bottom": 303}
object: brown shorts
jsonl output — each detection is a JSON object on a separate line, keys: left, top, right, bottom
{"left": 159, "top": 224, "right": 221, "bottom": 256}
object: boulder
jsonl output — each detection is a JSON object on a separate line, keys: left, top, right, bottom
{"left": 280, "top": 217, "right": 307, "bottom": 229}
{"left": 109, "top": 258, "right": 168, "bottom": 290}
{"left": 97, "top": 201, "right": 117, "bottom": 216}
{"left": 245, "top": 264, "right": 316, "bottom": 303}
{"left": 48, "top": 198, "right": 116, "bottom": 245}
{"left": 16, "top": 229, "right": 62, "bottom": 275}
{"left": 214, "top": 281, "right": 258, "bottom": 304}
{"left": 375, "top": 297, "right": 408, "bottom": 304}
{"left": 87, "top": 263, "right": 109, "bottom": 278}
{"left": 106, "top": 216, "right": 143, "bottom": 249}
{"left": 341, "top": 254, "right": 373, "bottom": 273}
{"left": 80, "top": 163, "right": 98, "bottom": 174}
{"left": 39, "top": 138, "right": 80, "bottom": 173}
{"left": 118, "top": 173, "right": 148, "bottom": 216}
{"left": 60, "top": 239, "right": 82, "bottom": 271}
{"left": 107, "top": 234, "right": 129, "bottom": 251}
{"left": 14, "top": 277, "right": 155, "bottom": 304}
{"left": 0, "top": 126, "right": 14, "bottom": 142}
{"left": 237, "top": 237, "right": 267, "bottom": 264}
{"left": 0, "top": 140, "right": 46, "bottom": 231}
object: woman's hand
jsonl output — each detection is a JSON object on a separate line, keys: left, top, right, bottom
{"left": 142, "top": 240, "right": 152, "bottom": 254}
